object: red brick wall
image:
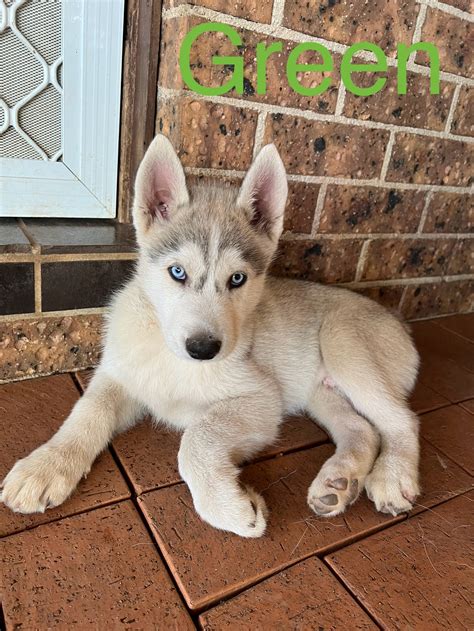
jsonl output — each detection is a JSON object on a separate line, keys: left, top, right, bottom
{"left": 156, "top": 0, "right": 473, "bottom": 319}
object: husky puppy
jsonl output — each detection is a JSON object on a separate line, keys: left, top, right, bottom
{"left": 1, "top": 135, "right": 420, "bottom": 537}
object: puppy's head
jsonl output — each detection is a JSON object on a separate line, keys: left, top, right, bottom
{"left": 133, "top": 134, "right": 287, "bottom": 361}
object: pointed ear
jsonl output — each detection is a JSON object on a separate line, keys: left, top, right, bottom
{"left": 237, "top": 144, "right": 288, "bottom": 241}
{"left": 133, "top": 134, "right": 189, "bottom": 241}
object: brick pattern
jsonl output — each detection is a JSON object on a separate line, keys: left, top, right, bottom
{"left": 157, "top": 0, "right": 473, "bottom": 319}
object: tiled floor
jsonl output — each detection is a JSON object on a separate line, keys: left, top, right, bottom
{"left": 1, "top": 314, "right": 473, "bottom": 629}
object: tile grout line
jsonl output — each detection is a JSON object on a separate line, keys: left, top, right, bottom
{"left": 162, "top": 4, "right": 474, "bottom": 87}
{"left": 160, "top": 86, "right": 474, "bottom": 144}
{"left": 18, "top": 219, "right": 42, "bottom": 313}
{"left": 321, "top": 558, "right": 385, "bottom": 630}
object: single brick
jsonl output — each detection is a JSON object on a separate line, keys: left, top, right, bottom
{"left": 437, "top": 0, "right": 471, "bottom": 10}
{"left": 387, "top": 133, "right": 473, "bottom": 186}
{"left": 353, "top": 285, "right": 404, "bottom": 311}
{"left": 319, "top": 185, "right": 425, "bottom": 233}
{"left": 419, "top": 9, "right": 473, "bottom": 77}
{"left": 446, "top": 237, "right": 473, "bottom": 275}
{"left": 163, "top": 0, "right": 273, "bottom": 22}
{"left": 343, "top": 67, "right": 455, "bottom": 131}
{"left": 285, "top": 181, "right": 320, "bottom": 233}
{"left": 401, "top": 279, "right": 474, "bottom": 320}
{"left": 451, "top": 86, "right": 474, "bottom": 137}
{"left": 422, "top": 191, "right": 473, "bottom": 233}
{"left": 361, "top": 238, "right": 457, "bottom": 281}
{"left": 271, "top": 238, "right": 362, "bottom": 283}
{"left": 264, "top": 114, "right": 389, "bottom": 178}
{"left": 157, "top": 95, "right": 258, "bottom": 170}
{"left": 160, "top": 16, "right": 340, "bottom": 113}
{"left": 283, "top": 0, "right": 419, "bottom": 57}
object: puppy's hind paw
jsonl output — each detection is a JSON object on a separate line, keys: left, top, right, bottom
{"left": 365, "top": 458, "right": 420, "bottom": 516}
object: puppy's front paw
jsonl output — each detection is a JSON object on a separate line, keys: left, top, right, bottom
{"left": 365, "top": 456, "right": 420, "bottom": 516}
{"left": 1, "top": 444, "right": 88, "bottom": 514}
{"left": 193, "top": 484, "right": 268, "bottom": 538}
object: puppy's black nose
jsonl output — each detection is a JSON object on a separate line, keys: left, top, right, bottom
{"left": 186, "top": 335, "right": 222, "bottom": 360}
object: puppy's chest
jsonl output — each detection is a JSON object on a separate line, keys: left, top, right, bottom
{"left": 116, "top": 351, "right": 222, "bottom": 429}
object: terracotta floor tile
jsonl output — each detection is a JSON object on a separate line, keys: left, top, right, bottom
{"left": 421, "top": 405, "right": 474, "bottom": 475}
{"left": 412, "top": 320, "right": 474, "bottom": 402}
{"left": 199, "top": 556, "right": 377, "bottom": 630}
{"left": 138, "top": 445, "right": 404, "bottom": 610}
{"left": 0, "top": 375, "right": 129, "bottom": 537}
{"left": 113, "top": 415, "right": 327, "bottom": 495}
{"left": 113, "top": 418, "right": 182, "bottom": 494}
{"left": 459, "top": 398, "right": 474, "bottom": 414}
{"left": 0, "top": 501, "right": 193, "bottom": 630}
{"left": 414, "top": 438, "right": 473, "bottom": 514}
{"left": 326, "top": 493, "right": 474, "bottom": 630}
{"left": 432, "top": 312, "right": 474, "bottom": 342}
{"left": 410, "top": 381, "right": 450, "bottom": 414}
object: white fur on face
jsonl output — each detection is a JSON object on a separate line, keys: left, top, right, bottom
{"left": 140, "top": 238, "right": 266, "bottom": 361}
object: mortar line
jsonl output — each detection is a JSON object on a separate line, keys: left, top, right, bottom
{"left": 354, "top": 240, "right": 371, "bottom": 281}
{"left": 184, "top": 166, "right": 473, "bottom": 194}
{"left": 271, "top": 0, "right": 285, "bottom": 26}
{"left": 280, "top": 231, "right": 472, "bottom": 241}
{"left": 310, "top": 183, "right": 327, "bottom": 236}
{"left": 334, "top": 83, "right": 346, "bottom": 116}
{"left": 252, "top": 111, "right": 267, "bottom": 158}
{"left": 412, "top": 3, "right": 428, "bottom": 44}
{"left": 159, "top": 87, "right": 474, "bottom": 143}
{"left": 162, "top": 4, "right": 474, "bottom": 87}
{"left": 380, "top": 131, "right": 396, "bottom": 181}
{"left": 444, "top": 84, "right": 462, "bottom": 134}
{"left": 417, "top": 190, "right": 434, "bottom": 233}
{"left": 398, "top": 285, "right": 411, "bottom": 314}
{"left": 342, "top": 273, "right": 474, "bottom": 289}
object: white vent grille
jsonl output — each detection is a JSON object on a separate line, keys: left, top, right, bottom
{"left": 0, "top": 0, "right": 63, "bottom": 161}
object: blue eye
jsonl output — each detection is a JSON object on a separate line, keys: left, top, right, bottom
{"left": 169, "top": 266, "right": 186, "bottom": 282}
{"left": 229, "top": 272, "right": 247, "bottom": 289}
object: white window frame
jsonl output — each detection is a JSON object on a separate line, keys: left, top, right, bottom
{"left": 0, "top": 0, "right": 125, "bottom": 218}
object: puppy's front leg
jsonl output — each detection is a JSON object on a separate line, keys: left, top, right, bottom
{"left": 1, "top": 370, "right": 141, "bottom": 514}
{"left": 178, "top": 391, "right": 281, "bottom": 538}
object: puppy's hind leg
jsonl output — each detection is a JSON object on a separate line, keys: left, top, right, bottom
{"left": 306, "top": 382, "right": 380, "bottom": 517}
{"left": 1, "top": 370, "right": 142, "bottom": 514}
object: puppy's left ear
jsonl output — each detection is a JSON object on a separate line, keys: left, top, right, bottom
{"left": 237, "top": 144, "right": 288, "bottom": 241}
